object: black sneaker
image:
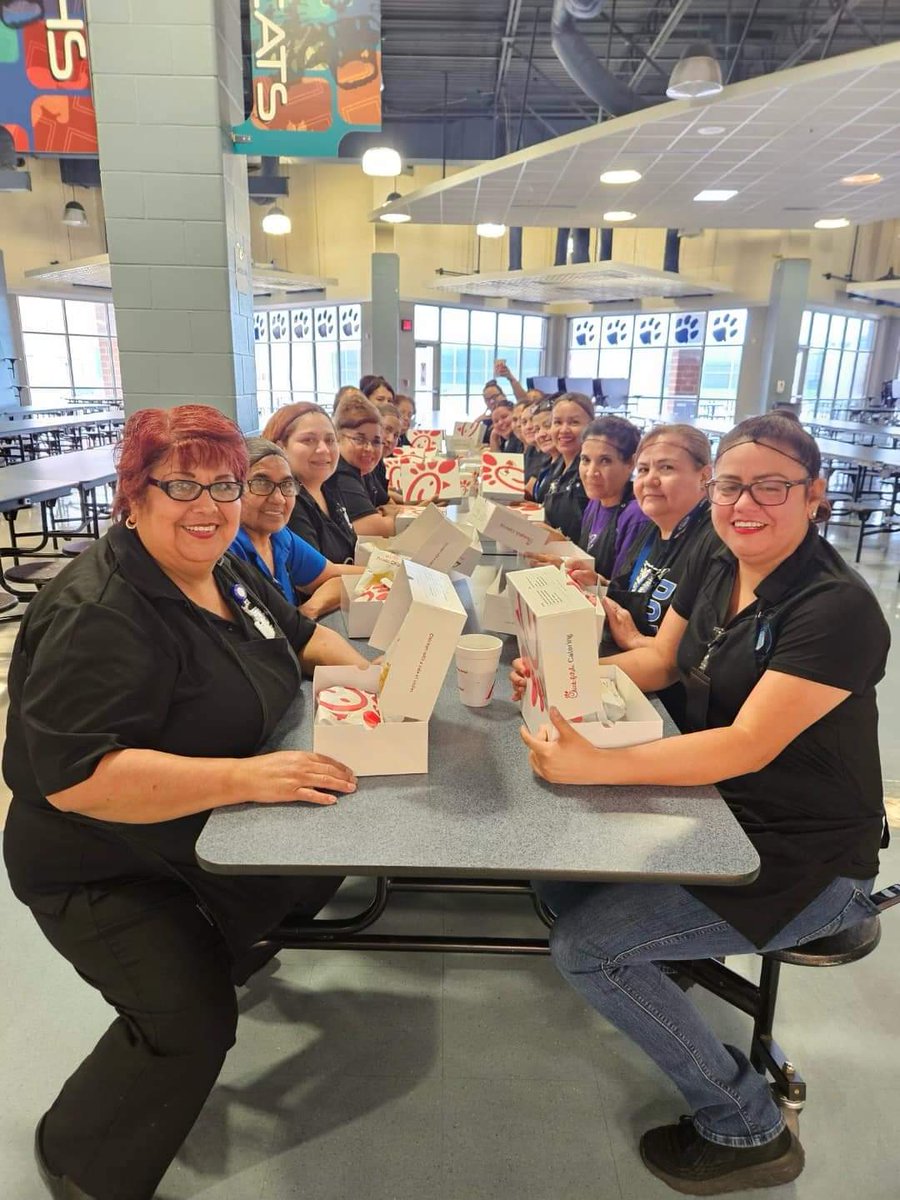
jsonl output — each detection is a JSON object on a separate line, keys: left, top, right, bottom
{"left": 639, "top": 1115, "right": 804, "bottom": 1195}
{"left": 34, "top": 1116, "right": 97, "bottom": 1199}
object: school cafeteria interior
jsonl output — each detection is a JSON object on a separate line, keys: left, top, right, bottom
{"left": 2, "top": 3, "right": 900, "bottom": 1199}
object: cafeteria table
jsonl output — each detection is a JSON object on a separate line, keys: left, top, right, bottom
{"left": 0, "top": 410, "right": 123, "bottom": 463}
{"left": 803, "top": 416, "right": 900, "bottom": 445}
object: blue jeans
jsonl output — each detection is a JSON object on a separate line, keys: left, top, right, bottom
{"left": 536, "top": 875, "right": 877, "bottom": 1147}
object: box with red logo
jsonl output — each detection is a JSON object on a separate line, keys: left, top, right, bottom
{"left": 408, "top": 429, "right": 444, "bottom": 454}
{"left": 355, "top": 504, "right": 482, "bottom": 575}
{"left": 385, "top": 455, "right": 420, "bottom": 492}
{"left": 479, "top": 451, "right": 525, "bottom": 502}
{"left": 314, "top": 561, "right": 466, "bottom": 775}
{"left": 468, "top": 496, "right": 552, "bottom": 554}
{"left": 397, "top": 458, "right": 463, "bottom": 504}
{"left": 340, "top": 548, "right": 402, "bottom": 638}
{"left": 506, "top": 566, "right": 606, "bottom": 734}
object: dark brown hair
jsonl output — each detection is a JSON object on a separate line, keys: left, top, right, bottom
{"left": 552, "top": 391, "right": 595, "bottom": 422}
{"left": 637, "top": 423, "right": 711, "bottom": 468}
{"left": 583, "top": 415, "right": 642, "bottom": 461}
{"left": 262, "top": 402, "right": 331, "bottom": 446}
{"left": 716, "top": 414, "right": 829, "bottom": 522}
{"left": 360, "top": 374, "right": 396, "bottom": 401}
{"left": 334, "top": 392, "right": 382, "bottom": 431}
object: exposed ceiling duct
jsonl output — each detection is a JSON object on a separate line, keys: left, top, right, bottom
{"left": 551, "top": 0, "right": 647, "bottom": 117}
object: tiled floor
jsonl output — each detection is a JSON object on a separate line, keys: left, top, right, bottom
{"left": 1, "top": 519, "right": 899, "bottom": 1199}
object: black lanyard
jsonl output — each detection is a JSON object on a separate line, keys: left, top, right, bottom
{"left": 684, "top": 605, "right": 773, "bottom": 732}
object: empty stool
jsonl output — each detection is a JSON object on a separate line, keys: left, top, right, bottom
{"left": 61, "top": 538, "right": 94, "bottom": 556}
{"left": 5, "top": 560, "right": 70, "bottom": 588}
{"left": 0, "top": 589, "right": 19, "bottom": 613}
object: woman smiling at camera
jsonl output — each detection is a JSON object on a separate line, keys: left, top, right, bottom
{"left": 231, "top": 437, "right": 363, "bottom": 620}
{"left": 3, "top": 406, "right": 369, "bottom": 1200}
{"left": 541, "top": 392, "right": 593, "bottom": 541}
{"left": 513, "top": 415, "right": 890, "bottom": 1196}
{"left": 332, "top": 391, "right": 397, "bottom": 537}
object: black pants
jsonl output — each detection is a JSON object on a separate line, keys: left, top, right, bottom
{"left": 29, "top": 872, "right": 340, "bottom": 1200}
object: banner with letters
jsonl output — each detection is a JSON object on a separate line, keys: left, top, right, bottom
{"left": 232, "top": 0, "right": 381, "bottom": 157}
{"left": 0, "top": 1, "right": 97, "bottom": 155}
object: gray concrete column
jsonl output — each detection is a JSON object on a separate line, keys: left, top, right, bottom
{"left": 0, "top": 252, "right": 18, "bottom": 410}
{"left": 85, "top": 0, "right": 256, "bottom": 430}
{"left": 371, "top": 253, "right": 400, "bottom": 385}
{"left": 733, "top": 306, "right": 767, "bottom": 421}
{"left": 757, "top": 258, "right": 811, "bottom": 414}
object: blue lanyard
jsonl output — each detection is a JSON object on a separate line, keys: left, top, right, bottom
{"left": 627, "top": 540, "right": 654, "bottom": 590}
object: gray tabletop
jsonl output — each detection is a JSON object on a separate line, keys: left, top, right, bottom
{"left": 813, "top": 436, "right": 900, "bottom": 471}
{"left": 0, "top": 446, "right": 117, "bottom": 508}
{"left": 0, "top": 411, "right": 123, "bottom": 440}
{"left": 196, "top": 575, "right": 760, "bottom": 888}
{"left": 804, "top": 417, "right": 900, "bottom": 443}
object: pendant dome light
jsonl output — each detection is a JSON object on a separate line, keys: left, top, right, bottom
{"left": 262, "top": 206, "right": 291, "bottom": 235}
{"left": 667, "top": 43, "right": 724, "bottom": 99}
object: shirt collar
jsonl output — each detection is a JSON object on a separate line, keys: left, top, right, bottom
{"left": 707, "top": 521, "right": 821, "bottom": 604}
{"left": 108, "top": 522, "right": 237, "bottom": 604}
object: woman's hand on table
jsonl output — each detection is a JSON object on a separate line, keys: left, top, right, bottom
{"left": 520, "top": 709, "right": 605, "bottom": 785}
{"left": 601, "top": 597, "right": 645, "bottom": 651}
{"left": 299, "top": 576, "right": 343, "bottom": 620}
{"left": 510, "top": 656, "right": 529, "bottom": 702}
{"left": 244, "top": 751, "right": 357, "bottom": 806}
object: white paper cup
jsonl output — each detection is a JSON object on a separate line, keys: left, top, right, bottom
{"left": 455, "top": 634, "right": 503, "bottom": 707}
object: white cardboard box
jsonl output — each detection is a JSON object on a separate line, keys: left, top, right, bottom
{"left": 311, "top": 664, "right": 429, "bottom": 776}
{"left": 355, "top": 505, "right": 482, "bottom": 575}
{"left": 575, "top": 666, "right": 664, "bottom": 749}
{"left": 467, "top": 495, "right": 552, "bottom": 554}
{"left": 394, "top": 506, "right": 428, "bottom": 534}
{"left": 507, "top": 565, "right": 606, "bottom": 733}
{"left": 479, "top": 451, "right": 525, "bottom": 502}
{"left": 397, "top": 458, "right": 463, "bottom": 504}
{"left": 339, "top": 548, "right": 401, "bottom": 638}
{"left": 480, "top": 567, "right": 518, "bottom": 636}
{"left": 408, "top": 429, "right": 444, "bottom": 454}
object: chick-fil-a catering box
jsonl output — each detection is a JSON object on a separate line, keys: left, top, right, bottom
{"left": 397, "top": 458, "right": 463, "bottom": 504}
{"left": 339, "top": 549, "right": 402, "bottom": 638}
{"left": 506, "top": 565, "right": 605, "bottom": 734}
{"left": 355, "top": 505, "right": 481, "bottom": 575}
{"left": 408, "top": 429, "right": 444, "bottom": 454}
{"left": 468, "top": 495, "right": 552, "bottom": 554}
{"left": 479, "top": 451, "right": 525, "bottom": 502}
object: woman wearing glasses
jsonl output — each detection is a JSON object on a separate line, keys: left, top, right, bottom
{"left": 332, "top": 391, "right": 397, "bottom": 537}
{"left": 3, "top": 405, "right": 369, "bottom": 1200}
{"left": 515, "top": 415, "right": 889, "bottom": 1195}
{"left": 231, "top": 438, "right": 363, "bottom": 619}
{"left": 263, "top": 402, "right": 358, "bottom": 565}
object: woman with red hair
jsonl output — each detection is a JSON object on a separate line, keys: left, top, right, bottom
{"left": 3, "top": 404, "right": 368, "bottom": 1200}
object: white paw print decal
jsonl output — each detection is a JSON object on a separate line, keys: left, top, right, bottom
{"left": 291, "top": 309, "right": 312, "bottom": 340}
{"left": 604, "top": 317, "right": 631, "bottom": 346}
{"left": 270, "top": 311, "right": 288, "bottom": 342}
{"left": 673, "top": 314, "right": 702, "bottom": 345}
{"left": 573, "top": 318, "right": 599, "bottom": 348}
{"left": 711, "top": 313, "right": 741, "bottom": 343}
{"left": 340, "top": 305, "right": 361, "bottom": 338}
{"left": 253, "top": 312, "right": 268, "bottom": 341}
{"left": 638, "top": 316, "right": 664, "bottom": 346}
{"left": 316, "top": 308, "right": 336, "bottom": 339}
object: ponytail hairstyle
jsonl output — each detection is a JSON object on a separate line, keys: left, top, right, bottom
{"left": 716, "top": 413, "right": 830, "bottom": 522}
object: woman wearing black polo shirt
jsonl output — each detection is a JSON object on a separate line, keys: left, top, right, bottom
{"left": 515, "top": 415, "right": 890, "bottom": 1195}
{"left": 263, "top": 401, "right": 358, "bottom": 563}
{"left": 3, "top": 406, "right": 369, "bottom": 1200}
{"left": 332, "top": 391, "right": 397, "bottom": 537}
{"left": 542, "top": 392, "right": 593, "bottom": 541}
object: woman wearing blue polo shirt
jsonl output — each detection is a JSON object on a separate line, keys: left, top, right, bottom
{"left": 231, "top": 439, "right": 363, "bottom": 619}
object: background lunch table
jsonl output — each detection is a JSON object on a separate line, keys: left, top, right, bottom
{"left": 196, "top": 570, "right": 759, "bottom": 893}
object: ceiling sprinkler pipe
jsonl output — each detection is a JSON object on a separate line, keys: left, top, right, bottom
{"left": 555, "top": 228, "right": 571, "bottom": 266}
{"left": 551, "top": 0, "right": 645, "bottom": 117}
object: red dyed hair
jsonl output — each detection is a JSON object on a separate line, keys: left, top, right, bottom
{"left": 112, "top": 405, "right": 249, "bottom": 522}
{"left": 262, "top": 401, "right": 331, "bottom": 446}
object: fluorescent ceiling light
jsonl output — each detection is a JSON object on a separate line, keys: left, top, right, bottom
{"left": 262, "top": 206, "right": 291, "bottom": 235}
{"left": 697, "top": 125, "right": 726, "bottom": 136}
{"left": 476, "top": 223, "right": 507, "bottom": 238}
{"left": 814, "top": 217, "right": 850, "bottom": 230}
{"left": 600, "top": 169, "right": 642, "bottom": 185}
{"left": 380, "top": 192, "right": 410, "bottom": 223}
{"left": 694, "top": 189, "right": 738, "bottom": 202}
{"left": 603, "top": 211, "right": 636, "bottom": 222}
{"left": 841, "top": 173, "right": 882, "bottom": 186}
{"left": 362, "top": 146, "right": 401, "bottom": 176}
{"left": 667, "top": 44, "right": 723, "bottom": 99}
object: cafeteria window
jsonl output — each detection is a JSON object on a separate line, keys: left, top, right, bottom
{"left": 567, "top": 308, "right": 748, "bottom": 423}
{"left": 17, "top": 296, "right": 122, "bottom": 407}
{"left": 254, "top": 303, "right": 362, "bottom": 423}
{"left": 794, "top": 310, "right": 877, "bottom": 420}
{"left": 413, "top": 304, "right": 546, "bottom": 426}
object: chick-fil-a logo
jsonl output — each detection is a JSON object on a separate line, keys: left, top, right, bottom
{"left": 401, "top": 458, "right": 460, "bottom": 504}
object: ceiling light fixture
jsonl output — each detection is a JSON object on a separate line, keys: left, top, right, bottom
{"left": 362, "top": 146, "right": 402, "bottom": 177}
{"left": 603, "top": 210, "right": 636, "bottom": 222}
{"left": 476, "top": 223, "right": 507, "bottom": 238}
{"left": 840, "top": 172, "right": 882, "bottom": 186}
{"left": 62, "top": 200, "right": 88, "bottom": 228}
{"left": 697, "top": 125, "right": 726, "bottom": 136}
{"left": 379, "top": 191, "right": 411, "bottom": 223}
{"left": 694, "top": 189, "right": 738, "bottom": 202}
{"left": 814, "top": 217, "right": 850, "bottom": 230}
{"left": 667, "top": 43, "right": 724, "bottom": 99}
{"left": 262, "top": 206, "right": 291, "bottom": 235}
{"left": 600, "top": 168, "right": 642, "bottom": 185}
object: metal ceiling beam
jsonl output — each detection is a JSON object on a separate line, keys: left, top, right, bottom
{"left": 779, "top": 0, "right": 863, "bottom": 69}
{"left": 494, "top": 0, "right": 525, "bottom": 108}
{"left": 629, "top": 0, "right": 695, "bottom": 88}
{"left": 604, "top": 12, "right": 669, "bottom": 80}
{"left": 725, "top": 0, "right": 762, "bottom": 84}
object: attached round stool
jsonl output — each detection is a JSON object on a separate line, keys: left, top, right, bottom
{"left": 0, "top": 589, "right": 19, "bottom": 614}
{"left": 61, "top": 539, "right": 94, "bottom": 557}
{"left": 5, "top": 560, "right": 70, "bottom": 589}
{"left": 765, "top": 914, "right": 881, "bottom": 968}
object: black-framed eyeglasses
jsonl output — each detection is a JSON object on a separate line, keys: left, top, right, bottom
{"left": 247, "top": 476, "right": 299, "bottom": 498}
{"left": 705, "top": 478, "right": 810, "bottom": 507}
{"left": 149, "top": 478, "right": 244, "bottom": 502}
{"left": 342, "top": 433, "right": 384, "bottom": 450}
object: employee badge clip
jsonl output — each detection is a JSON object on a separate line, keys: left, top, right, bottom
{"left": 230, "top": 583, "right": 277, "bottom": 640}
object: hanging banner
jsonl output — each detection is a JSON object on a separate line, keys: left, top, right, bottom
{"left": 0, "top": 1, "right": 97, "bottom": 155}
{"left": 232, "top": 0, "right": 381, "bottom": 157}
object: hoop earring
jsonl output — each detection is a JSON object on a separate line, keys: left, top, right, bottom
{"left": 125, "top": 515, "right": 137, "bottom": 530}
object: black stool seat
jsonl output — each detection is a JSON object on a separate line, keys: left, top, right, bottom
{"left": 61, "top": 538, "right": 94, "bottom": 556}
{"left": 765, "top": 915, "right": 881, "bottom": 968}
{"left": 5, "top": 560, "right": 69, "bottom": 587}
{"left": 0, "top": 589, "right": 18, "bottom": 613}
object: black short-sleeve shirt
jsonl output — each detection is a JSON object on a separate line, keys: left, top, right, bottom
{"left": 333, "top": 456, "right": 379, "bottom": 522}
{"left": 2, "top": 524, "right": 318, "bottom": 947}
{"left": 369, "top": 459, "right": 391, "bottom": 506}
{"left": 288, "top": 478, "right": 357, "bottom": 564}
{"left": 542, "top": 457, "right": 587, "bottom": 543}
{"left": 672, "top": 525, "right": 890, "bottom": 946}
